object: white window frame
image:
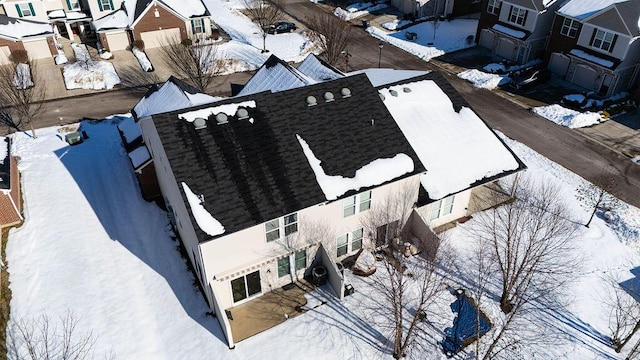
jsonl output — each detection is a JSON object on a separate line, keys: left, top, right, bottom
{"left": 99, "top": 0, "right": 113, "bottom": 11}
{"left": 337, "top": 234, "right": 348, "bottom": 257}
{"left": 265, "top": 212, "right": 298, "bottom": 242}
{"left": 591, "top": 29, "right": 615, "bottom": 52}
{"left": 560, "top": 18, "right": 579, "bottom": 38}
{"left": 429, "top": 195, "right": 455, "bottom": 221}
{"left": 294, "top": 249, "right": 307, "bottom": 271}
{"left": 487, "top": 0, "right": 500, "bottom": 15}
{"left": 18, "top": 3, "right": 33, "bottom": 17}
{"left": 68, "top": 0, "right": 81, "bottom": 10}
{"left": 508, "top": 6, "right": 526, "bottom": 26}
{"left": 343, "top": 190, "right": 372, "bottom": 218}
{"left": 192, "top": 19, "right": 205, "bottom": 34}
{"left": 337, "top": 228, "right": 364, "bottom": 257}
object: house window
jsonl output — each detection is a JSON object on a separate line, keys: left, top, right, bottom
{"left": 337, "top": 234, "right": 348, "bottom": 257}
{"left": 231, "top": 270, "right": 261, "bottom": 303}
{"left": 191, "top": 19, "right": 205, "bottom": 34}
{"left": 67, "top": 0, "right": 80, "bottom": 10}
{"left": 295, "top": 250, "right": 306, "bottom": 271}
{"left": 343, "top": 190, "right": 372, "bottom": 217}
{"left": 98, "top": 0, "right": 114, "bottom": 11}
{"left": 15, "top": 3, "right": 35, "bottom": 17}
{"left": 590, "top": 29, "right": 616, "bottom": 53}
{"left": 265, "top": 213, "right": 298, "bottom": 242}
{"left": 560, "top": 18, "right": 579, "bottom": 38}
{"left": 508, "top": 6, "right": 527, "bottom": 26}
{"left": 487, "top": 0, "right": 500, "bottom": 15}
{"left": 351, "top": 228, "right": 363, "bottom": 252}
{"left": 429, "top": 195, "right": 455, "bottom": 221}
{"left": 277, "top": 257, "right": 290, "bottom": 278}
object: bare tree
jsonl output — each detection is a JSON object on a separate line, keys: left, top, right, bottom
{"left": 602, "top": 273, "right": 640, "bottom": 353}
{"left": 0, "top": 57, "right": 46, "bottom": 138}
{"left": 307, "top": 12, "right": 352, "bottom": 66}
{"left": 360, "top": 184, "right": 449, "bottom": 359}
{"left": 576, "top": 173, "right": 620, "bottom": 228}
{"left": 431, "top": 17, "right": 441, "bottom": 39}
{"left": 243, "top": 0, "right": 284, "bottom": 53}
{"left": 7, "top": 310, "right": 115, "bottom": 360}
{"left": 159, "top": 35, "right": 221, "bottom": 93}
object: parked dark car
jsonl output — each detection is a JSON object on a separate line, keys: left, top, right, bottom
{"left": 267, "top": 22, "right": 297, "bottom": 34}
{"left": 508, "top": 67, "right": 551, "bottom": 90}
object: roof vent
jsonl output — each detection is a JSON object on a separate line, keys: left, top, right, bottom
{"left": 340, "top": 87, "right": 351, "bottom": 97}
{"left": 236, "top": 108, "right": 249, "bottom": 119}
{"left": 389, "top": 89, "right": 398, "bottom": 97}
{"left": 403, "top": 87, "right": 412, "bottom": 93}
{"left": 306, "top": 95, "right": 317, "bottom": 106}
{"left": 215, "top": 113, "right": 228, "bottom": 125}
{"left": 193, "top": 117, "right": 207, "bottom": 129}
{"left": 379, "top": 93, "right": 385, "bottom": 101}
{"left": 323, "top": 92, "right": 335, "bottom": 102}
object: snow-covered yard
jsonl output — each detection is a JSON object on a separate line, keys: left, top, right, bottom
{"left": 367, "top": 19, "right": 477, "bottom": 61}
{"left": 6, "top": 115, "right": 640, "bottom": 359}
{"left": 63, "top": 44, "right": 121, "bottom": 90}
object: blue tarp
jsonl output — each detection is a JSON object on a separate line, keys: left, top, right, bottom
{"left": 441, "top": 294, "right": 491, "bottom": 355}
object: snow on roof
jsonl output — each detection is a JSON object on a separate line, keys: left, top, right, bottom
{"left": 238, "top": 56, "right": 317, "bottom": 96}
{"left": 297, "top": 54, "right": 344, "bottom": 82}
{"left": 161, "top": 0, "right": 207, "bottom": 18}
{"left": 127, "top": 145, "right": 151, "bottom": 169}
{"left": 380, "top": 80, "right": 520, "bottom": 200}
{"left": 492, "top": 24, "right": 526, "bottom": 39}
{"left": 348, "top": 68, "right": 429, "bottom": 87}
{"left": 48, "top": 10, "right": 66, "bottom": 18}
{"left": 66, "top": 11, "right": 90, "bottom": 20}
{"left": 296, "top": 135, "right": 414, "bottom": 200}
{"left": 0, "top": 15, "right": 52, "bottom": 40}
{"left": 569, "top": 49, "right": 615, "bottom": 68}
{"left": 133, "top": 80, "right": 219, "bottom": 118}
{"left": 93, "top": 9, "right": 129, "bottom": 30}
{"left": 117, "top": 117, "right": 142, "bottom": 144}
{"left": 181, "top": 182, "right": 225, "bottom": 236}
{"left": 558, "top": 0, "right": 627, "bottom": 19}
{"left": 178, "top": 101, "right": 256, "bottom": 122}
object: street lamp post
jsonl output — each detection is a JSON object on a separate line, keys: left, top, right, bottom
{"left": 378, "top": 43, "right": 383, "bottom": 68}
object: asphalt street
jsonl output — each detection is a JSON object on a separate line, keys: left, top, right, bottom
{"left": 18, "top": 0, "right": 640, "bottom": 209}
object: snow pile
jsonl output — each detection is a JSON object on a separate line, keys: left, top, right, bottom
{"left": 353, "top": 250, "right": 376, "bottom": 273}
{"left": 482, "top": 59, "right": 542, "bottom": 74}
{"left": 380, "top": 79, "right": 520, "bottom": 200}
{"left": 457, "top": 69, "right": 510, "bottom": 90}
{"left": 99, "top": 51, "right": 113, "bottom": 60}
{"left": 182, "top": 182, "right": 225, "bottom": 236}
{"left": 382, "top": 19, "right": 412, "bottom": 31}
{"left": 63, "top": 61, "right": 121, "bottom": 90}
{"left": 132, "top": 48, "right": 153, "bottom": 72}
{"left": 55, "top": 51, "right": 68, "bottom": 65}
{"left": 178, "top": 101, "right": 256, "bottom": 123}
{"left": 367, "top": 19, "right": 478, "bottom": 62}
{"left": 12, "top": 63, "right": 33, "bottom": 89}
{"left": 532, "top": 104, "right": 603, "bottom": 128}
{"left": 297, "top": 135, "right": 414, "bottom": 200}
{"left": 334, "top": 4, "right": 387, "bottom": 21}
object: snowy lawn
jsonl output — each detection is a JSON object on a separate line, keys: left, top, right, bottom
{"left": 7, "top": 117, "right": 640, "bottom": 359}
{"left": 532, "top": 104, "right": 604, "bottom": 128}
{"left": 457, "top": 69, "right": 510, "bottom": 90}
{"left": 367, "top": 19, "right": 477, "bottom": 61}
{"left": 63, "top": 44, "right": 121, "bottom": 90}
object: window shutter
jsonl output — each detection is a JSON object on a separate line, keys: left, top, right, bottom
{"left": 66, "top": 0, "right": 72, "bottom": 10}
{"left": 28, "top": 3, "right": 35, "bottom": 16}
{"left": 509, "top": 5, "right": 513, "bottom": 18}
{"left": 98, "top": 0, "right": 103, "bottom": 11}
{"left": 191, "top": 20, "right": 196, "bottom": 34}
{"left": 108, "top": 0, "right": 114, "bottom": 10}
{"left": 589, "top": 28, "right": 596, "bottom": 45}
{"left": 610, "top": 34, "right": 618, "bottom": 52}
{"left": 522, "top": 9, "right": 528, "bottom": 25}
{"left": 15, "top": 4, "right": 22, "bottom": 17}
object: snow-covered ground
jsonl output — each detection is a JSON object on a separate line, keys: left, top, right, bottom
{"left": 533, "top": 104, "right": 604, "bottom": 128}
{"left": 334, "top": 3, "right": 388, "bottom": 21}
{"left": 132, "top": 48, "right": 153, "bottom": 72}
{"left": 367, "top": 19, "right": 477, "bottom": 61}
{"left": 63, "top": 44, "right": 121, "bottom": 90}
{"left": 457, "top": 69, "right": 510, "bottom": 90}
{"left": 7, "top": 115, "right": 640, "bottom": 359}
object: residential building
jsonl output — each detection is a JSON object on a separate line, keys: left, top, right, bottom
{"left": 476, "top": 0, "right": 567, "bottom": 64}
{"left": 0, "top": 14, "right": 56, "bottom": 64}
{"left": 134, "top": 59, "right": 525, "bottom": 347}
{"left": 394, "top": 0, "right": 482, "bottom": 18}
{"left": 546, "top": 0, "right": 640, "bottom": 96}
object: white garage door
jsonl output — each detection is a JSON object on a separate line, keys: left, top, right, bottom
{"left": 140, "top": 28, "right": 181, "bottom": 49}
{"left": 105, "top": 31, "right": 130, "bottom": 51}
{"left": 22, "top": 38, "right": 52, "bottom": 59}
{"left": 573, "top": 65, "right": 598, "bottom": 91}
{"left": 478, "top": 29, "right": 494, "bottom": 50}
{"left": 548, "top": 53, "right": 570, "bottom": 76}
{"left": 0, "top": 46, "right": 10, "bottom": 65}
{"left": 497, "top": 38, "right": 515, "bottom": 60}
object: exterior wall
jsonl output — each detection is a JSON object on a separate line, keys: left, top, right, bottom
{"left": 544, "top": 14, "right": 580, "bottom": 62}
{"left": 103, "top": 30, "right": 129, "bottom": 51}
{"left": 577, "top": 23, "right": 629, "bottom": 60}
{"left": 416, "top": 189, "right": 471, "bottom": 228}
{"left": 3, "top": 1, "right": 49, "bottom": 22}
{"left": 200, "top": 175, "right": 423, "bottom": 311}
{"left": 475, "top": 0, "right": 501, "bottom": 44}
{"left": 497, "top": 2, "right": 536, "bottom": 32}
{"left": 0, "top": 156, "right": 22, "bottom": 228}
{"left": 185, "top": 17, "right": 212, "bottom": 40}
{"left": 86, "top": 0, "right": 123, "bottom": 20}
{"left": 43, "top": 0, "right": 63, "bottom": 12}
{"left": 22, "top": 37, "right": 52, "bottom": 59}
{"left": 0, "top": 37, "right": 25, "bottom": 64}
{"left": 132, "top": 3, "right": 187, "bottom": 45}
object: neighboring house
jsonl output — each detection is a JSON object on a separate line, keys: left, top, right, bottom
{"left": 545, "top": 0, "right": 640, "bottom": 96}
{"left": 0, "top": 14, "right": 56, "bottom": 64}
{"left": 92, "top": 0, "right": 212, "bottom": 51}
{"left": 135, "top": 61, "right": 525, "bottom": 347}
{"left": 476, "top": 0, "right": 567, "bottom": 64}
{"left": 0, "top": 137, "right": 23, "bottom": 229}
{"left": 394, "top": 0, "right": 482, "bottom": 18}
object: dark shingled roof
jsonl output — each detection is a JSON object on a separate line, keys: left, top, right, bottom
{"left": 153, "top": 74, "right": 425, "bottom": 243}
